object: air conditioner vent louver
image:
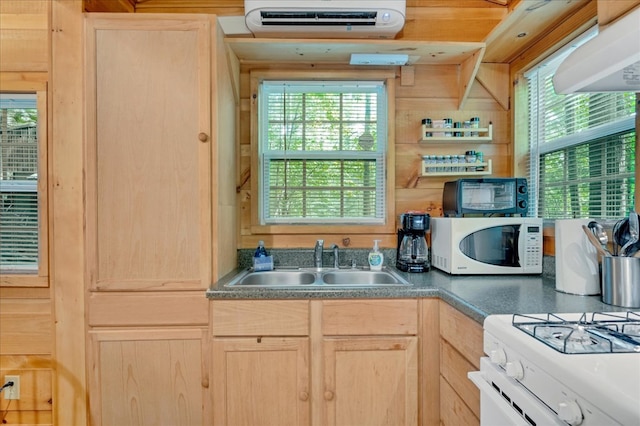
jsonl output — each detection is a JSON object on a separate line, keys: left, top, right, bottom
{"left": 260, "top": 11, "right": 378, "bottom": 26}
{"left": 245, "top": 0, "right": 405, "bottom": 39}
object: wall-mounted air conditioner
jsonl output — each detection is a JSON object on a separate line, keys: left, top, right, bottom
{"left": 244, "top": 0, "right": 406, "bottom": 39}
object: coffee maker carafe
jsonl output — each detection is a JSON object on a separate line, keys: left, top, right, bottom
{"left": 396, "top": 213, "right": 430, "bottom": 273}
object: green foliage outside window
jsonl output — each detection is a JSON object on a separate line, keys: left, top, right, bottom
{"left": 260, "top": 82, "right": 386, "bottom": 224}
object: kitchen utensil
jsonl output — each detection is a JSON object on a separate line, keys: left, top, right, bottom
{"left": 620, "top": 212, "right": 639, "bottom": 256}
{"left": 581, "top": 225, "right": 608, "bottom": 257}
{"left": 588, "top": 221, "right": 612, "bottom": 256}
{"left": 612, "top": 217, "right": 640, "bottom": 256}
{"left": 601, "top": 256, "right": 640, "bottom": 308}
{"left": 613, "top": 218, "right": 625, "bottom": 255}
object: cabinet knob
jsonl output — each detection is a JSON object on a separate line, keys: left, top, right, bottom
{"left": 299, "top": 391, "right": 309, "bottom": 401}
{"left": 198, "top": 132, "right": 209, "bottom": 142}
{"left": 324, "top": 390, "right": 334, "bottom": 401}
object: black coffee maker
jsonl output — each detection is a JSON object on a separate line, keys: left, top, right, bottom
{"left": 396, "top": 213, "right": 430, "bottom": 273}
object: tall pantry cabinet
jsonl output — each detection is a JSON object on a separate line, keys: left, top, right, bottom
{"left": 84, "top": 14, "right": 237, "bottom": 424}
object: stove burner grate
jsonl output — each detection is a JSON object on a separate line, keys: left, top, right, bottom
{"left": 512, "top": 312, "right": 640, "bottom": 354}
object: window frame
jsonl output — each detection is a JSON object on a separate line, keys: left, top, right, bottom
{"left": 0, "top": 79, "right": 49, "bottom": 287}
{"left": 249, "top": 69, "right": 396, "bottom": 235}
{"left": 520, "top": 29, "right": 637, "bottom": 220}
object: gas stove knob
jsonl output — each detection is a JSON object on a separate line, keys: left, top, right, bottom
{"left": 505, "top": 360, "right": 524, "bottom": 380}
{"left": 489, "top": 348, "right": 507, "bottom": 366}
{"left": 558, "top": 400, "right": 583, "bottom": 425}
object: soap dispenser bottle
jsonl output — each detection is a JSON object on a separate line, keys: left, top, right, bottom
{"left": 254, "top": 240, "right": 268, "bottom": 258}
{"left": 368, "top": 240, "right": 384, "bottom": 271}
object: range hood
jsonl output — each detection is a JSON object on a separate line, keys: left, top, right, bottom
{"left": 553, "top": 6, "right": 640, "bottom": 94}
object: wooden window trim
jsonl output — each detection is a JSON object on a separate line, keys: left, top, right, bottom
{"left": 249, "top": 69, "right": 397, "bottom": 235}
{"left": 0, "top": 77, "right": 49, "bottom": 287}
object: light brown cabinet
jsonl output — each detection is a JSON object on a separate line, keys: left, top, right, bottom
{"left": 439, "top": 302, "right": 483, "bottom": 426}
{"left": 212, "top": 337, "right": 310, "bottom": 425}
{"left": 89, "top": 329, "right": 208, "bottom": 425}
{"left": 321, "top": 300, "right": 419, "bottom": 426}
{"left": 323, "top": 336, "right": 418, "bottom": 426}
{"left": 210, "top": 299, "right": 418, "bottom": 426}
{"left": 211, "top": 300, "right": 311, "bottom": 425}
{"left": 83, "top": 13, "right": 237, "bottom": 425}
{"left": 85, "top": 14, "right": 214, "bottom": 292}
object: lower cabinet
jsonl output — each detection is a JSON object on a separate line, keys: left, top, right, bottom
{"left": 323, "top": 336, "right": 418, "bottom": 426}
{"left": 212, "top": 337, "right": 310, "bottom": 426}
{"left": 89, "top": 328, "right": 208, "bottom": 425}
{"left": 438, "top": 302, "right": 483, "bottom": 426}
{"left": 210, "top": 299, "right": 419, "bottom": 426}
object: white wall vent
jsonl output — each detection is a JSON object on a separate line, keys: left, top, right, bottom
{"left": 244, "top": 0, "right": 406, "bottom": 39}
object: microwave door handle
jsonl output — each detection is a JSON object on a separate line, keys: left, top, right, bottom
{"left": 515, "top": 225, "right": 522, "bottom": 266}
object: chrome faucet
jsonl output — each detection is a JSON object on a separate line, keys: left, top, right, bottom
{"left": 314, "top": 240, "right": 324, "bottom": 268}
{"left": 331, "top": 244, "right": 339, "bottom": 268}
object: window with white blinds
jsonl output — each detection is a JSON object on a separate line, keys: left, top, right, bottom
{"left": 259, "top": 81, "right": 387, "bottom": 224}
{"left": 526, "top": 31, "right": 636, "bottom": 219}
{"left": 0, "top": 94, "right": 39, "bottom": 272}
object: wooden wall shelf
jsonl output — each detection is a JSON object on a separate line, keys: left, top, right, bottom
{"left": 421, "top": 160, "right": 492, "bottom": 177}
{"left": 419, "top": 123, "right": 493, "bottom": 143}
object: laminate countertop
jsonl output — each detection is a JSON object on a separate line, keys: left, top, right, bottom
{"left": 206, "top": 267, "right": 631, "bottom": 324}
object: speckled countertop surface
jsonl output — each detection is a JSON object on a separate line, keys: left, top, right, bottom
{"left": 206, "top": 266, "right": 630, "bottom": 324}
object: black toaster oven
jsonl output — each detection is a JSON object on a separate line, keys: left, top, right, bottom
{"left": 442, "top": 178, "right": 528, "bottom": 217}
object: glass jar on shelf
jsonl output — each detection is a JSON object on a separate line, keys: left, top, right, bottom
{"left": 465, "top": 150, "right": 477, "bottom": 172}
{"left": 457, "top": 155, "right": 466, "bottom": 172}
{"left": 444, "top": 155, "right": 452, "bottom": 172}
{"left": 443, "top": 118, "right": 453, "bottom": 137}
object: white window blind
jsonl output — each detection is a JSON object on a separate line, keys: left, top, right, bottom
{"left": 526, "top": 31, "right": 636, "bottom": 219}
{"left": 259, "top": 81, "right": 387, "bottom": 224}
{"left": 0, "top": 94, "right": 39, "bottom": 272}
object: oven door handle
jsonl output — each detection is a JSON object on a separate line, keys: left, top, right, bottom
{"left": 468, "top": 371, "right": 534, "bottom": 426}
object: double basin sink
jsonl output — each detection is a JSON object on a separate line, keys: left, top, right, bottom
{"left": 225, "top": 267, "right": 411, "bottom": 288}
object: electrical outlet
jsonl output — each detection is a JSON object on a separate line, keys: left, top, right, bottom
{"left": 4, "top": 375, "right": 20, "bottom": 400}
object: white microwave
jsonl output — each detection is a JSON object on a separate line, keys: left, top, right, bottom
{"left": 431, "top": 217, "right": 543, "bottom": 275}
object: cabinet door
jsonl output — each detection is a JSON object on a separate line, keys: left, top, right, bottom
{"left": 85, "top": 15, "right": 212, "bottom": 291}
{"left": 323, "top": 337, "right": 418, "bottom": 426}
{"left": 212, "top": 337, "right": 310, "bottom": 426}
{"left": 89, "top": 329, "right": 207, "bottom": 426}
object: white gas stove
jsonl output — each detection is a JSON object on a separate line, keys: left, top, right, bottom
{"left": 469, "top": 311, "right": 640, "bottom": 426}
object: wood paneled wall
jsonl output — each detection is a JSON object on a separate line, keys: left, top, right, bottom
{"left": 0, "top": 1, "right": 53, "bottom": 424}
{"left": 237, "top": 63, "right": 510, "bottom": 249}
{"left": 0, "top": 1, "right": 49, "bottom": 72}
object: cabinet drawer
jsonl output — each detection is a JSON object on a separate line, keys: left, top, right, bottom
{"left": 440, "top": 376, "right": 479, "bottom": 426}
{"left": 440, "top": 339, "right": 480, "bottom": 419}
{"left": 322, "top": 299, "right": 418, "bottom": 335}
{"left": 211, "top": 300, "right": 309, "bottom": 336}
{"left": 439, "top": 302, "right": 483, "bottom": 369}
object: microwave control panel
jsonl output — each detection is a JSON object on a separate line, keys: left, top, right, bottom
{"left": 523, "top": 225, "right": 542, "bottom": 268}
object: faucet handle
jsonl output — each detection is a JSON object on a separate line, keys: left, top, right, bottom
{"left": 316, "top": 239, "right": 324, "bottom": 247}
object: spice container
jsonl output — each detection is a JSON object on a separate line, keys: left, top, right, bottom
{"left": 443, "top": 118, "right": 453, "bottom": 137}
{"left": 476, "top": 151, "right": 484, "bottom": 171}
{"left": 444, "top": 155, "right": 452, "bottom": 172}
{"left": 453, "top": 122, "right": 462, "bottom": 137}
{"left": 457, "top": 155, "right": 466, "bottom": 172}
{"left": 465, "top": 150, "right": 477, "bottom": 172}
{"left": 470, "top": 117, "right": 480, "bottom": 136}
{"left": 432, "top": 119, "right": 445, "bottom": 137}
{"left": 421, "top": 118, "right": 432, "bottom": 138}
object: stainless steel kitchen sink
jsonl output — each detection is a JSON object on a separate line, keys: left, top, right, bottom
{"left": 224, "top": 267, "right": 411, "bottom": 288}
{"left": 227, "top": 270, "right": 317, "bottom": 286}
{"left": 321, "top": 270, "right": 405, "bottom": 285}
